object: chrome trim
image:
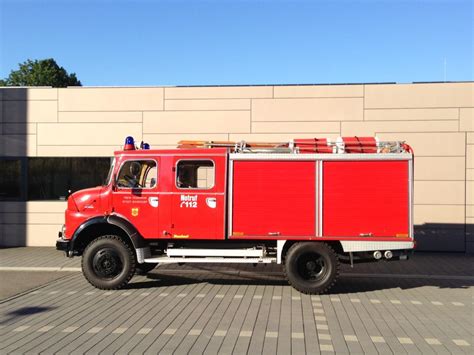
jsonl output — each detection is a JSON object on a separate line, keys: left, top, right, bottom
{"left": 277, "top": 240, "right": 286, "bottom": 264}
{"left": 222, "top": 155, "right": 228, "bottom": 239}
{"left": 144, "top": 257, "right": 276, "bottom": 264}
{"left": 230, "top": 153, "right": 412, "bottom": 161}
{"left": 166, "top": 247, "right": 264, "bottom": 258}
{"left": 318, "top": 161, "right": 323, "bottom": 236}
{"left": 228, "top": 159, "right": 234, "bottom": 238}
{"left": 341, "top": 240, "right": 414, "bottom": 252}
{"left": 408, "top": 158, "right": 414, "bottom": 239}
{"left": 315, "top": 161, "right": 318, "bottom": 236}
{"left": 136, "top": 247, "right": 151, "bottom": 263}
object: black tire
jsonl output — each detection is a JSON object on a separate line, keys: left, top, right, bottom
{"left": 135, "top": 262, "right": 158, "bottom": 275}
{"left": 284, "top": 242, "right": 339, "bottom": 294}
{"left": 82, "top": 235, "right": 136, "bottom": 290}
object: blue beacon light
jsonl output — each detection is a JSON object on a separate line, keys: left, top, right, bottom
{"left": 124, "top": 136, "right": 135, "bottom": 150}
{"left": 142, "top": 143, "right": 150, "bottom": 150}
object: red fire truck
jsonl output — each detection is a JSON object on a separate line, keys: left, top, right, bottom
{"left": 56, "top": 136, "right": 414, "bottom": 294}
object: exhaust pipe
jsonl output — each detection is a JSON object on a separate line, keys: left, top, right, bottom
{"left": 373, "top": 251, "right": 382, "bottom": 260}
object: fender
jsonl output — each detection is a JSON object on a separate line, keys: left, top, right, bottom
{"left": 70, "top": 216, "right": 107, "bottom": 252}
{"left": 106, "top": 214, "right": 147, "bottom": 248}
{"left": 70, "top": 214, "right": 146, "bottom": 253}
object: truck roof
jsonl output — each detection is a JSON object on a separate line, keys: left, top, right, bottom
{"left": 114, "top": 147, "right": 229, "bottom": 156}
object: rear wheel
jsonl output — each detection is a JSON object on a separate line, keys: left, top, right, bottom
{"left": 82, "top": 235, "right": 136, "bottom": 290}
{"left": 284, "top": 242, "right": 339, "bottom": 294}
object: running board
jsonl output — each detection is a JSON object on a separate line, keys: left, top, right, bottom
{"left": 144, "top": 256, "right": 276, "bottom": 264}
{"left": 166, "top": 248, "right": 265, "bottom": 258}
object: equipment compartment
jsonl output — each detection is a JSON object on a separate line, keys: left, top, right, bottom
{"left": 231, "top": 161, "right": 316, "bottom": 237}
{"left": 322, "top": 160, "right": 409, "bottom": 237}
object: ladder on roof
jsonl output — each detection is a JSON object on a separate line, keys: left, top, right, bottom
{"left": 177, "top": 137, "right": 411, "bottom": 154}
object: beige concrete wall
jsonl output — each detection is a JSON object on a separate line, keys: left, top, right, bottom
{"left": 0, "top": 83, "right": 473, "bottom": 251}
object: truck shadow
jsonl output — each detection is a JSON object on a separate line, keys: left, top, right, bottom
{"left": 328, "top": 277, "right": 473, "bottom": 294}
{"left": 125, "top": 270, "right": 473, "bottom": 293}
{"left": 124, "top": 251, "right": 474, "bottom": 293}
{"left": 126, "top": 272, "right": 288, "bottom": 289}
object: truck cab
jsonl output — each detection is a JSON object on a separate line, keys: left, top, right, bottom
{"left": 111, "top": 148, "right": 227, "bottom": 241}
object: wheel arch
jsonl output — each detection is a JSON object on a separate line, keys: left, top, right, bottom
{"left": 70, "top": 215, "right": 146, "bottom": 256}
{"left": 278, "top": 239, "right": 343, "bottom": 264}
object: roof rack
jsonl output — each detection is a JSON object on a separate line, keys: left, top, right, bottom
{"left": 177, "top": 137, "right": 412, "bottom": 154}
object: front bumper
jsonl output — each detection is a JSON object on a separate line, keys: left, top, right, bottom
{"left": 56, "top": 228, "right": 72, "bottom": 256}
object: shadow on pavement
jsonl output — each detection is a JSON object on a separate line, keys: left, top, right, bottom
{"left": 328, "top": 277, "right": 473, "bottom": 295}
{"left": 125, "top": 272, "right": 288, "bottom": 290}
{"left": 0, "top": 306, "right": 56, "bottom": 326}
{"left": 124, "top": 269, "right": 474, "bottom": 293}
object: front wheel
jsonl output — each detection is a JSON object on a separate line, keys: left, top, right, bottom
{"left": 82, "top": 235, "right": 136, "bottom": 290}
{"left": 284, "top": 242, "right": 339, "bottom": 294}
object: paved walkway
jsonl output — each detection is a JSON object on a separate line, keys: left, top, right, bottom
{"left": 0, "top": 248, "right": 472, "bottom": 354}
{"left": 1, "top": 247, "right": 473, "bottom": 276}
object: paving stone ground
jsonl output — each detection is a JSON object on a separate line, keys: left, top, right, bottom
{"left": 0, "top": 248, "right": 473, "bottom": 354}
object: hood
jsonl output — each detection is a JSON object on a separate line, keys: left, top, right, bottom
{"left": 69, "top": 186, "right": 102, "bottom": 213}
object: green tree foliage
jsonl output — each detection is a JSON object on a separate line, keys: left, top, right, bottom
{"left": 1, "top": 58, "right": 81, "bottom": 87}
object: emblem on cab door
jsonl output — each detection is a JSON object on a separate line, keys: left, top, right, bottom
{"left": 148, "top": 197, "right": 159, "bottom": 208}
{"left": 131, "top": 207, "right": 139, "bottom": 217}
{"left": 206, "top": 197, "right": 217, "bottom": 209}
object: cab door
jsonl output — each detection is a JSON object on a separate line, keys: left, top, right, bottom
{"left": 112, "top": 157, "right": 160, "bottom": 239}
{"left": 170, "top": 155, "right": 226, "bottom": 239}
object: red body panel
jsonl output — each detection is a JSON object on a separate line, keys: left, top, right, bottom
{"left": 168, "top": 154, "right": 226, "bottom": 239}
{"left": 322, "top": 161, "right": 409, "bottom": 237}
{"left": 232, "top": 161, "right": 316, "bottom": 237}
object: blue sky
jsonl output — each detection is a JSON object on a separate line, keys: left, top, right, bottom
{"left": 0, "top": 0, "right": 472, "bottom": 86}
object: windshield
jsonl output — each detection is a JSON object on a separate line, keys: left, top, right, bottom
{"left": 104, "top": 158, "right": 115, "bottom": 186}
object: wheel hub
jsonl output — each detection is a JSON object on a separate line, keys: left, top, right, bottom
{"left": 92, "top": 248, "right": 122, "bottom": 279}
{"left": 297, "top": 253, "right": 326, "bottom": 281}
{"left": 306, "top": 261, "right": 317, "bottom": 271}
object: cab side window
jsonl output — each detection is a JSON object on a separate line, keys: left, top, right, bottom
{"left": 176, "top": 160, "right": 214, "bottom": 189}
{"left": 117, "top": 160, "right": 157, "bottom": 189}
